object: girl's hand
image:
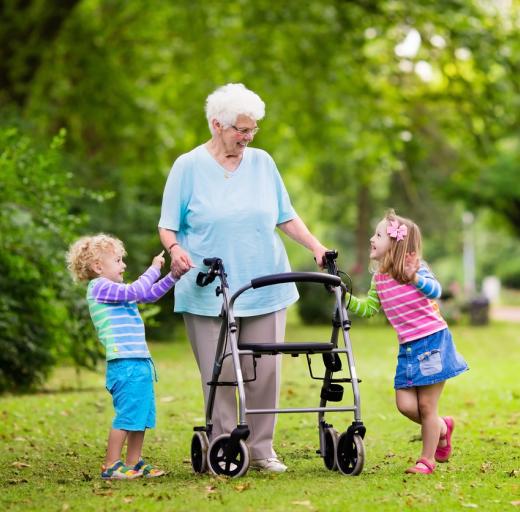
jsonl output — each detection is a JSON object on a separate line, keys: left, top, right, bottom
{"left": 152, "top": 250, "right": 165, "bottom": 269}
{"left": 169, "top": 245, "right": 196, "bottom": 279}
{"left": 404, "top": 252, "right": 420, "bottom": 282}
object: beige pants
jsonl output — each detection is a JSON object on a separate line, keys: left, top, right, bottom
{"left": 184, "top": 309, "right": 286, "bottom": 460}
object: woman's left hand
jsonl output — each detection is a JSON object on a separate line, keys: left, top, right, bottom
{"left": 313, "top": 245, "right": 329, "bottom": 270}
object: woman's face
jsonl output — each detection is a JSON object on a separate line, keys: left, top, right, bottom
{"left": 218, "top": 114, "right": 258, "bottom": 156}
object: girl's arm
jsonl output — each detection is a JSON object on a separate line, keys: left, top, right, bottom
{"left": 90, "top": 267, "right": 176, "bottom": 303}
{"left": 412, "top": 265, "right": 442, "bottom": 299}
{"left": 347, "top": 278, "right": 381, "bottom": 318}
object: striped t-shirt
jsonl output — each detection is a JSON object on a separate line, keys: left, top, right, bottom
{"left": 87, "top": 266, "right": 176, "bottom": 361}
{"left": 347, "top": 265, "right": 447, "bottom": 343}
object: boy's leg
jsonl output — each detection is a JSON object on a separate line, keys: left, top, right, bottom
{"left": 126, "top": 431, "right": 145, "bottom": 467}
{"left": 106, "top": 428, "right": 128, "bottom": 466}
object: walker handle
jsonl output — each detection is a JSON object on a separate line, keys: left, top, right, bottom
{"left": 196, "top": 257, "right": 224, "bottom": 287}
{"left": 250, "top": 272, "right": 341, "bottom": 289}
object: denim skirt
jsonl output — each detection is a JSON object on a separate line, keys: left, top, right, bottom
{"left": 394, "top": 328, "right": 468, "bottom": 389}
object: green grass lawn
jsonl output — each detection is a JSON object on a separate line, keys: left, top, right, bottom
{"left": 1, "top": 321, "right": 519, "bottom": 511}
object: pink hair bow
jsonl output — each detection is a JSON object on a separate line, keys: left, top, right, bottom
{"left": 387, "top": 220, "right": 408, "bottom": 241}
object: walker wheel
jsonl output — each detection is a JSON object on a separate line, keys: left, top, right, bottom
{"left": 207, "top": 433, "right": 250, "bottom": 478}
{"left": 191, "top": 431, "right": 209, "bottom": 473}
{"left": 336, "top": 432, "right": 365, "bottom": 476}
{"left": 323, "top": 428, "right": 339, "bottom": 471}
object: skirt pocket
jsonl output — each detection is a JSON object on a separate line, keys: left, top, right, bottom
{"left": 418, "top": 349, "right": 442, "bottom": 376}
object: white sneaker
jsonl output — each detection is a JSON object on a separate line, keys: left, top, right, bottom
{"left": 250, "top": 457, "right": 287, "bottom": 473}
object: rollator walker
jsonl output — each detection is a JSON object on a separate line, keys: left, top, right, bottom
{"left": 190, "top": 251, "right": 366, "bottom": 477}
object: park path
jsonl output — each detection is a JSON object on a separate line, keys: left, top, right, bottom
{"left": 491, "top": 306, "right": 520, "bottom": 323}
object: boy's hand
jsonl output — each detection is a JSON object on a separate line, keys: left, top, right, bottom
{"left": 152, "top": 250, "right": 165, "bottom": 269}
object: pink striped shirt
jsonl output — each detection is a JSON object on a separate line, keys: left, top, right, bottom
{"left": 374, "top": 273, "right": 447, "bottom": 343}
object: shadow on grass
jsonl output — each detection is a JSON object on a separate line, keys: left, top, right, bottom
{"left": 37, "top": 386, "right": 103, "bottom": 395}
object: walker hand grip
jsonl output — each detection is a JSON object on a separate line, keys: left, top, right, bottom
{"left": 324, "top": 250, "right": 339, "bottom": 276}
{"left": 197, "top": 257, "right": 224, "bottom": 287}
{"left": 250, "top": 272, "right": 341, "bottom": 289}
{"left": 203, "top": 257, "right": 221, "bottom": 266}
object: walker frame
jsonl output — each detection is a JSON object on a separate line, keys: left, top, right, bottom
{"left": 190, "top": 251, "right": 366, "bottom": 477}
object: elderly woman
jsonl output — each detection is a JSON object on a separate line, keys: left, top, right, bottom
{"left": 159, "top": 83, "right": 327, "bottom": 473}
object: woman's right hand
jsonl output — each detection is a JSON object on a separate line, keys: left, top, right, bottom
{"left": 169, "top": 245, "right": 196, "bottom": 279}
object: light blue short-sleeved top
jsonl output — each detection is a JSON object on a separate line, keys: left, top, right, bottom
{"left": 159, "top": 144, "right": 299, "bottom": 317}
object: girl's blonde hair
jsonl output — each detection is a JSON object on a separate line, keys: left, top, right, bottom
{"left": 377, "top": 209, "right": 422, "bottom": 284}
{"left": 66, "top": 234, "right": 126, "bottom": 282}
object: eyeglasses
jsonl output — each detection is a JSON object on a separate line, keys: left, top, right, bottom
{"left": 230, "top": 125, "right": 259, "bottom": 136}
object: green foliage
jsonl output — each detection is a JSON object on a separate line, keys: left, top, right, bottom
{"left": 0, "top": 125, "right": 101, "bottom": 392}
{"left": 295, "top": 281, "right": 337, "bottom": 325}
{"left": 1, "top": 0, "right": 519, "bottom": 388}
{"left": 497, "top": 258, "right": 520, "bottom": 289}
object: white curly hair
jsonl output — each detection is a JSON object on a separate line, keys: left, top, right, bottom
{"left": 204, "top": 83, "right": 265, "bottom": 134}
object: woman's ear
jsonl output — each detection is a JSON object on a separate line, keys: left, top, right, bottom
{"left": 212, "top": 118, "right": 223, "bottom": 133}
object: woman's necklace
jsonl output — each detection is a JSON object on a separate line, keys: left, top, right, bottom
{"left": 205, "top": 140, "right": 240, "bottom": 178}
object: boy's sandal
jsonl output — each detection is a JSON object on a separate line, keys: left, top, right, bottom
{"left": 101, "top": 460, "right": 140, "bottom": 480}
{"left": 134, "top": 459, "right": 166, "bottom": 478}
{"left": 435, "top": 416, "right": 454, "bottom": 463}
{"left": 405, "top": 457, "right": 435, "bottom": 474}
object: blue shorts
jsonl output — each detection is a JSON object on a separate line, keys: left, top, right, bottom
{"left": 394, "top": 328, "right": 468, "bottom": 389}
{"left": 106, "top": 358, "right": 156, "bottom": 431}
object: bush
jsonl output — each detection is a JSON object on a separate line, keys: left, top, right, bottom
{"left": 0, "top": 126, "right": 101, "bottom": 392}
{"left": 497, "top": 258, "right": 520, "bottom": 289}
{"left": 296, "top": 278, "right": 337, "bottom": 325}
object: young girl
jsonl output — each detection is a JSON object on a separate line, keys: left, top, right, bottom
{"left": 347, "top": 210, "right": 468, "bottom": 474}
{"left": 67, "top": 234, "right": 178, "bottom": 480}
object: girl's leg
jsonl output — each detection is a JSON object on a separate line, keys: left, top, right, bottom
{"left": 415, "top": 381, "right": 445, "bottom": 467}
{"left": 126, "top": 431, "right": 145, "bottom": 467}
{"left": 395, "top": 388, "right": 421, "bottom": 423}
{"left": 106, "top": 428, "right": 128, "bottom": 466}
{"left": 396, "top": 388, "right": 448, "bottom": 441}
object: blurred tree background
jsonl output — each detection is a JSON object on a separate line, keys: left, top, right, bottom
{"left": 1, "top": 0, "right": 519, "bottom": 391}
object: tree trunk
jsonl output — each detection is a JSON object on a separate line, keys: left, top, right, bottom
{"left": 353, "top": 183, "right": 371, "bottom": 276}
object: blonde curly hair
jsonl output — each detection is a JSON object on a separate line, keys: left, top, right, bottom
{"left": 66, "top": 234, "right": 126, "bottom": 282}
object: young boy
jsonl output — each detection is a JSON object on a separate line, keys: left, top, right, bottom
{"left": 67, "top": 234, "right": 177, "bottom": 479}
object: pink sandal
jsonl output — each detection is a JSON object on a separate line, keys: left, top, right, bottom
{"left": 435, "top": 416, "right": 454, "bottom": 463}
{"left": 405, "top": 457, "right": 435, "bottom": 474}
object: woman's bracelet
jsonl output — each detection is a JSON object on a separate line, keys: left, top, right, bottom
{"left": 168, "top": 242, "right": 179, "bottom": 253}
